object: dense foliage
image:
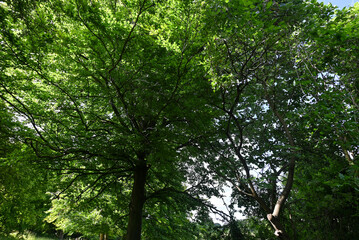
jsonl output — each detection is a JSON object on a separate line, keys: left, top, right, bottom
{"left": 0, "top": 0, "right": 358, "bottom": 239}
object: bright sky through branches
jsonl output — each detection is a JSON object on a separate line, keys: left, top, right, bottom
{"left": 319, "top": 0, "right": 358, "bottom": 8}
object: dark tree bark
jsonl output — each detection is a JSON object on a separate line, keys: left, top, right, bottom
{"left": 126, "top": 161, "right": 148, "bottom": 240}
{"left": 57, "top": 230, "right": 64, "bottom": 240}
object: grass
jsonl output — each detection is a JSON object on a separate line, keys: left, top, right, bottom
{"left": 26, "top": 237, "right": 56, "bottom": 240}
{"left": 0, "top": 232, "right": 57, "bottom": 240}
{"left": 0, "top": 235, "right": 17, "bottom": 240}
{"left": 1, "top": 232, "right": 89, "bottom": 240}
{"left": 24, "top": 234, "right": 56, "bottom": 240}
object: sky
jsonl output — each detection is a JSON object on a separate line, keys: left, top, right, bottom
{"left": 319, "top": 0, "right": 358, "bottom": 8}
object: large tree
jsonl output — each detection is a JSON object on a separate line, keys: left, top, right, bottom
{"left": 202, "top": 0, "right": 358, "bottom": 239}
{"left": 0, "top": 0, "right": 215, "bottom": 239}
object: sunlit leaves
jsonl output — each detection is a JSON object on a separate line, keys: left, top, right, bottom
{"left": 1, "top": 0, "right": 216, "bottom": 238}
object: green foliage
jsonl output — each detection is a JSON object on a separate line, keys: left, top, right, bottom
{"left": 45, "top": 185, "right": 129, "bottom": 239}
{"left": 202, "top": 0, "right": 359, "bottom": 239}
{"left": 1, "top": 0, "right": 359, "bottom": 239}
{"left": 0, "top": 102, "right": 53, "bottom": 234}
{"left": 1, "top": 0, "right": 214, "bottom": 238}
{"left": 0, "top": 146, "right": 53, "bottom": 234}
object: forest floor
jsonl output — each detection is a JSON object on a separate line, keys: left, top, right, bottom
{"left": 0, "top": 232, "right": 58, "bottom": 240}
{"left": 1, "top": 231, "right": 90, "bottom": 240}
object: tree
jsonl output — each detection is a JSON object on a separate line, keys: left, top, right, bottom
{"left": 2, "top": 0, "right": 358, "bottom": 239}
{"left": 284, "top": 2, "right": 359, "bottom": 239}
{"left": 201, "top": 0, "right": 357, "bottom": 239}
{"left": 0, "top": 0, "right": 215, "bottom": 238}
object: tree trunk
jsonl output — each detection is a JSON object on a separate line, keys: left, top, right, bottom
{"left": 267, "top": 214, "right": 291, "bottom": 240}
{"left": 100, "top": 233, "right": 107, "bottom": 240}
{"left": 57, "top": 230, "right": 64, "bottom": 240}
{"left": 126, "top": 164, "right": 148, "bottom": 240}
